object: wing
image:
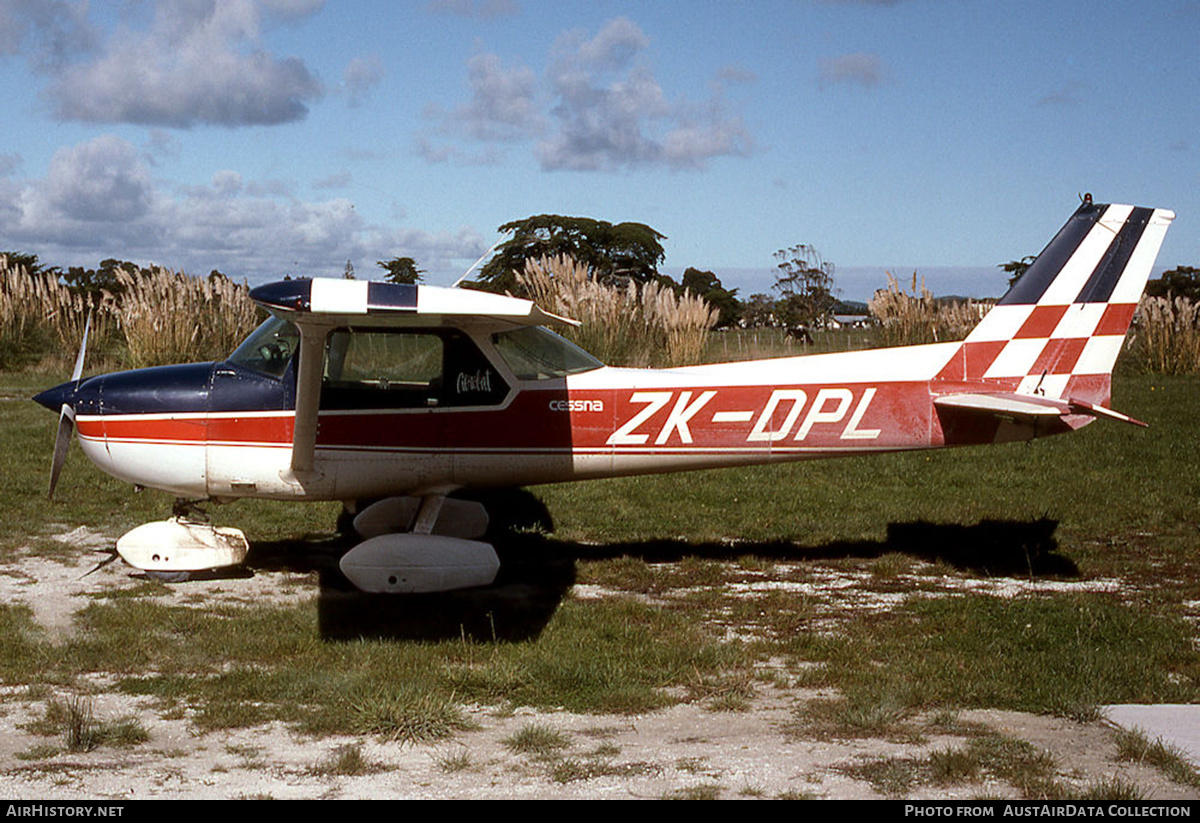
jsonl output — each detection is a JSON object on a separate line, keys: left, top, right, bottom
{"left": 249, "top": 278, "right": 577, "bottom": 328}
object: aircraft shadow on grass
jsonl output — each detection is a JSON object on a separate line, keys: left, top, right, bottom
{"left": 227, "top": 511, "right": 1075, "bottom": 643}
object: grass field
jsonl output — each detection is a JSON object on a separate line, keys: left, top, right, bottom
{"left": 1, "top": 364, "right": 1198, "bottom": 797}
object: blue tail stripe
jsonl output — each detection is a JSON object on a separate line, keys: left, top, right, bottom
{"left": 1074, "top": 207, "right": 1153, "bottom": 304}
{"left": 998, "top": 202, "right": 1103, "bottom": 306}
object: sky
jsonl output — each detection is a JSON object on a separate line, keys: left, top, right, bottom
{"left": 1, "top": 0, "right": 1197, "bottom": 302}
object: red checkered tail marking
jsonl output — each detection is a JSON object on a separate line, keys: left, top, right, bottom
{"left": 935, "top": 201, "right": 1175, "bottom": 412}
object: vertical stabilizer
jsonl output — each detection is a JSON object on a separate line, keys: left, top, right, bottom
{"left": 936, "top": 200, "right": 1174, "bottom": 405}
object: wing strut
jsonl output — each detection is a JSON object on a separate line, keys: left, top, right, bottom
{"left": 287, "top": 322, "right": 329, "bottom": 481}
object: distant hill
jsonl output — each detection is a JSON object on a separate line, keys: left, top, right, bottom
{"left": 832, "top": 299, "right": 868, "bottom": 314}
{"left": 933, "top": 295, "right": 994, "bottom": 306}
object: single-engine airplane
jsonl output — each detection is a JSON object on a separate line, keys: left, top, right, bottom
{"left": 34, "top": 198, "right": 1175, "bottom": 592}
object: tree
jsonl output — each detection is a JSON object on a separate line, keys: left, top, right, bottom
{"left": 772, "top": 244, "right": 838, "bottom": 328}
{"left": 0, "top": 251, "right": 55, "bottom": 275}
{"left": 476, "top": 215, "right": 666, "bottom": 294}
{"left": 342, "top": 260, "right": 356, "bottom": 280}
{"left": 1000, "top": 255, "right": 1036, "bottom": 287}
{"left": 742, "top": 293, "right": 776, "bottom": 327}
{"left": 681, "top": 267, "right": 741, "bottom": 328}
{"left": 1145, "top": 265, "right": 1200, "bottom": 302}
{"left": 377, "top": 256, "right": 425, "bottom": 284}
{"left": 62, "top": 259, "right": 141, "bottom": 300}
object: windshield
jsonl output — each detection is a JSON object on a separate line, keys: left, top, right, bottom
{"left": 491, "top": 326, "right": 603, "bottom": 380}
{"left": 227, "top": 316, "right": 300, "bottom": 378}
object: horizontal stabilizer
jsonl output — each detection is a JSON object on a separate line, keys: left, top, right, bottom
{"left": 1064, "top": 397, "right": 1148, "bottom": 428}
{"left": 934, "top": 392, "right": 1146, "bottom": 427}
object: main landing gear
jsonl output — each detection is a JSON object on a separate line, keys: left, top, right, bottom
{"left": 113, "top": 495, "right": 502, "bottom": 593}
{"left": 337, "top": 495, "right": 499, "bottom": 594}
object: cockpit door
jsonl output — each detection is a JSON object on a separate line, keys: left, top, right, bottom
{"left": 205, "top": 318, "right": 299, "bottom": 498}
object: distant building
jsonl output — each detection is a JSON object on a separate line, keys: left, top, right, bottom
{"left": 828, "top": 314, "right": 875, "bottom": 330}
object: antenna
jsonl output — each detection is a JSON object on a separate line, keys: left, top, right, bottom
{"left": 452, "top": 239, "right": 504, "bottom": 288}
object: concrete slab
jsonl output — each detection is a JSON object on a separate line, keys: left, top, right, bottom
{"left": 1104, "top": 704, "right": 1200, "bottom": 766}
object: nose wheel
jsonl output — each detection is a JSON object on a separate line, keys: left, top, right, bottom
{"left": 146, "top": 571, "right": 192, "bottom": 583}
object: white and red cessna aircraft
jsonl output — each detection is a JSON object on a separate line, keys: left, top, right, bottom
{"left": 34, "top": 198, "right": 1174, "bottom": 592}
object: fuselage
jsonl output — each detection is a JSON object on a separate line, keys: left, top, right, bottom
{"left": 33, "top": 322, "right": 1070, "bottom": 503}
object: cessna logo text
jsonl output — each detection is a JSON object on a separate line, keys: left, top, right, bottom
{"left": 549, "top": 399, "right": 605, "bottom": 412}
{"left": 606, "top": 387, "right": 881, "bottom": 446}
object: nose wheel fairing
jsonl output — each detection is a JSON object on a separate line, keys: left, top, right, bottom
{"left": 115, "top": 517, "right": 249, "bottom": 575}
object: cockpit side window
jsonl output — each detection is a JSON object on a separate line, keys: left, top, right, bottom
{"left": 227, "top": 317, "right": 300, "bottom": 378}
{"left": 321, "top": 327, "right": 508, "bottom": 409}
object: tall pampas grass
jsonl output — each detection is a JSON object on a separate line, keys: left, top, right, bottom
{"left": 0, "top": 257, "right": 116, "bottom": 370}
{"left": 1133, "top": 295, "right": 1200, "bottom": 375}
{"left": 1, "top": 256, "right": 259, "bottom": 371}
{"left": 868, "top": 272, "right": 982, "bottom": 348}
{"left": 641, "top": 279, "right": 716, "bottom": 367}
{"left": 516, "top": 255, "right": 716, "bottom": 367}
{"left": 117, "top": 268, "right": 260, "bottom": 368}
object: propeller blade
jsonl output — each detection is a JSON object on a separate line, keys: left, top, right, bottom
{"left": 71, "top": 312, "right": 90, "bottom": 382}
{"left": 48, "top": 311, "right": 90, "bottom": 500}
{"left": 49, "top": 404, "right": 75, "bottom": 499}
{"left": 81, "top": 550, "right": 120, "bottom": 578}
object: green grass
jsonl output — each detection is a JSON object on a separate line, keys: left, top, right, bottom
{"left": 662, "top": 783, "right": 723, "bottom": 800}
{"left": 0, "top": 595, "right": 747, "bottom": 738}
{"left": 310, "top": 743, "right": 388, "bottom": 776}
{"left": 842, "top": 734, "right": 1064, "bottom": 799}
{"left": 348, "top": 690, "right": 474, "bottom": 744}
{"left": 434, "top": 749, "right": 474, "bottom": 773}
{"left": 550, "top": 757, "right": 659, "bottom": 784}
{"left": 1115, "top": 727, "right": 1200, "bottom": 789}
{"left": 25, "top": 696, "right": 150, "bottom": 753}
{"left": 797, "top": 594, "right": 1199, "bottom": 720}
{"left": 0, "top": 368, "right": 1198, "bottom": 777}
{"left": 502, "top": 722, "right": 572, "bottom": 758}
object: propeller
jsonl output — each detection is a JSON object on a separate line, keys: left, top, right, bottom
{"left": 80, "top": 549, "right": 120, "bottom": 578}
{"left": 48, "top": 313, "right": 90, "bottom": 500}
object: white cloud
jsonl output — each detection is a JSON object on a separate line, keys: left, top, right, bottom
{"left": 313, "top": 170, "right": 352, "bottom": 190}
{"left": 414, "top": 136, "right": 505, "bottom": 166}
{"left": 428, "top": 52, "right": 543, "bottom": 143}
{"left": 425, "top": 0, "right": 519, "bottom": 20}
{"left": 0, "top": 153, "right": 21, "bottom": 177}
{"left": 569, "top": 15, "right": 648, "bottom": 73}
{"left": 40, "top": 0, "right": 324, "bottom": 127}
{"left": 45, "top": 135, "right": 153, "bottom": 223}
{"left": 715, "top": 64, "right": 758, "bottom": 87}
{"left": 818, "top": 52, "right": 884, "bottom": 89}
{"left": 211, "top": 170, "right": 244, "bottom": 195}
{"left": 0, "top": 135, "right": 485, "bottom": 282}
{"left": 343, "top": 55, "right": 385, "bottom": 108}
{"left": 537, "top": 18, "right": 751, "bottom": 171}
{"left": 0, "top": 0, "right": 98, "bottom": 68}
{"left": 425, "top": 17, "right": 754, "bottom": 172}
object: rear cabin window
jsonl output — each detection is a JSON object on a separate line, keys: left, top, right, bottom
{"left": 321, "top": 328, "right": 508, "bottom": 409}
{"left": 491, "top": 326, "right": 603, "bottom": 380}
